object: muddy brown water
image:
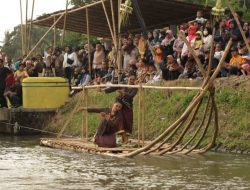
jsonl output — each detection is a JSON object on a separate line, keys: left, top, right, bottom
{"left": 0, "top": 135, "right": 250, "bottom": 190}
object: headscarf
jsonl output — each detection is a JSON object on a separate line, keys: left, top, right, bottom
{"left": 187, "top": 25, "right": 197, "bottom": 43}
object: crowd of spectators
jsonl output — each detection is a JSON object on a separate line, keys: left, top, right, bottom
{"left": 1, "top": 10, "right": 250, "bottom": 108}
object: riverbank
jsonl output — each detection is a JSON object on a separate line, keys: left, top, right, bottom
{"left": 45, "top": 76, "right": 250, "bottom": 154}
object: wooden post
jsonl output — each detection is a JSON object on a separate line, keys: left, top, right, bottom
{"left": 86, "top": 8, "right": 92, "bottom": 74}
{"left": 85, "top": 88, "right": 89, "bottom": 139}
{"left": 27, "top": 0, "right": 35, "bottom": 52}
{"left": 23, "top": 13, "right": 65, "bottom": 63}
{"left": 25, "top": 0, "right": 28, "bottom": 54}
{"left": 227, "top": 1, "right": 250, "bottom": 53}
{"left": 19, "top": 0, "right": 24, "bottom": 55}
{"left": 141, "top": 87, "right": 145, "bottom": 145}
{"left": 137, "top": 84, "right": 142, "bottom": 146}
{"left": 54, "top": 16, "right": 56, "bottom": 49}
{"left": 61, "top": 0, "right": 69, "bottom": 47}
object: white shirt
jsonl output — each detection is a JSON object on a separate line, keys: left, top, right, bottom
{"left": 63, "top": 52, "right": 78, "bottom": 68}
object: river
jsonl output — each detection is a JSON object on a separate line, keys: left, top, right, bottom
{"left": 0, "top": 135, "right": 250, "bottom": 190}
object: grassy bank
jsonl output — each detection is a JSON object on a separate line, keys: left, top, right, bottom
{"left": 45, "top": 76, "right": 250, "bottom": 153}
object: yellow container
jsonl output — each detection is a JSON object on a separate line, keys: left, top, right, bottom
{"left": 22, "top": 77, "right": 69, "bottom": 109}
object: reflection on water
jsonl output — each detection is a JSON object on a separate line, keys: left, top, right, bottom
{"left": 0, "top": 135, "right": 250, "bottom": 190}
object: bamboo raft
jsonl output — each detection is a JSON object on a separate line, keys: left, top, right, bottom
{"left": 40, "top": 138, "right": 200, "bottom": 157}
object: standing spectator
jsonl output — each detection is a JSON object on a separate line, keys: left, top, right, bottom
{"left": 34, "top": 54, "right": 44, "bottom": 76}
{"left": 42, "top": 47, "right": 56, "bottom": 77}
{"left": 93, "top": 43, "right": 105, "bottom": 77}
{"left": 122, "top": 38, "right": 138, "bottom": 71}
{"left": 161, "top": 30, "right": 175, "bottom": 63}
{"left": 63, "top": 46, "right": 76, "bottom": 88}
{"left": 0, "top": 59, "right": 11, "bottom": 108}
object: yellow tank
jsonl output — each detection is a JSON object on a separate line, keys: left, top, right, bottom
{"left": 22, "top": 77, "right": 69, "bottom": 109}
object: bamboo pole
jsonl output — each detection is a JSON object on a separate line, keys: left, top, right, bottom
{"left": 82, "top": 89, "right": 85, "bottom": 139}
{"left": 198, "top": 94, "right": 219, "bottom": 154}
{"left": 61, "top": 0, "right": 69, "bottom": 47}
{"left": 137, "top": 85, "right": 142, "bottom": 147}
{"left": 117, "top": 0, "right": 122, "bottom": 83}
{"left": 170, "top": 94, "right": 211, "bottom": 154}
{"left": 31, "top": 0, "right": 109, "bottom": 24}
{"left": 101, "top": 0, "right": 116, "bottom": 47}
{"left": 27, "top": 0, "right": 35, "bottom": 52}
{"left": 110, "top": 0, "right": 117, "bottom": 48}
{"left": 72, "top": 84, "right": 202, "bottom": 90}
{"left": 141, "top": 88, "right": 145, "bottom": 145}
{"left": 86, "top": 8, "right": 92, "bottom": 74}
{"left": 180, "top": 32, "right": 207, "bottom": 78}
{"left": 184, "top": 99, "right": 214, "bottom": 155}
{"left": 85, "top": 88, "right": 89, "bottom": 139}
{"left": 227, "top": 1, "right": 250, "bottom": 53}
{"left": 19, "top": 0, "right": 24, "bottom": 55}
{"left": 158, "top": 97, "right": 204, "bottom": 155}
{"left": 22, "top": 13, "right": 65, "bottom": 63}
{"left": 25, "top": 0, "right": 28, "bottom": 54}
{"left": 54, "top": 16, "right": 56, "bottom": 49}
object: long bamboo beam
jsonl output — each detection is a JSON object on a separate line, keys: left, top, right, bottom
{"left": 72, "top": 85, "right": 202, "bottom": 90}
{"left": 19, "top": 0, "right": 24, "bottom": 55}
{"left": 22, "top": 13, "right": 65, "bottom": 63}
{"left": 31, "top": 0, "right": 109, "bottom": 24}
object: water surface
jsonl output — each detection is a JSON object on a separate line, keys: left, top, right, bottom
{"left": 0, "top": 135, "right": 250, "bottom": 190}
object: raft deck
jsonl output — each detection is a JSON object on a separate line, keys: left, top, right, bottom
{"left": 40, "top": 138, "right": 194, "bottom": 156}
{"left": 40, "top": 138, "right": 141, "bottom": 156}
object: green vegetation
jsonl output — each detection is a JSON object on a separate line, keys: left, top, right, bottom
{"left": 46, "top": 77, "right": 250, "bottom": 152}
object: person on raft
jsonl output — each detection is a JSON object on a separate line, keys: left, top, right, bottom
{"left": 102, "top": 72, "right": 138, "bottom": 144}
{"left": 78, "top": 99, "right": 124, "bottom": 148}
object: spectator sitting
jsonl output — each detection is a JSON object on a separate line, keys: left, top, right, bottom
{"left": 4, "top": 78, "right": 22, "bottom": 108}
{"left": 103, "top": 66, "right": 114, "bottom": 83}
{"left": 98, "top": 60, "right": 109, "bottom": 79}
{"left": 14, "top": 63, "right": 29, "bottom": 83}
{"left": 168, "top": 60, "right": 184, "bottom": 80}
{"left": 179, "top": 55, "right": 197, "bottom": 79}
{"left": 70, "top": 67, "right": 91, "bottom": 96}
{"left": 214, "top": 43, "right": 224, "bottom": 61}
{"left": 222, "top": 46, "right": 244, "bottom": 76}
